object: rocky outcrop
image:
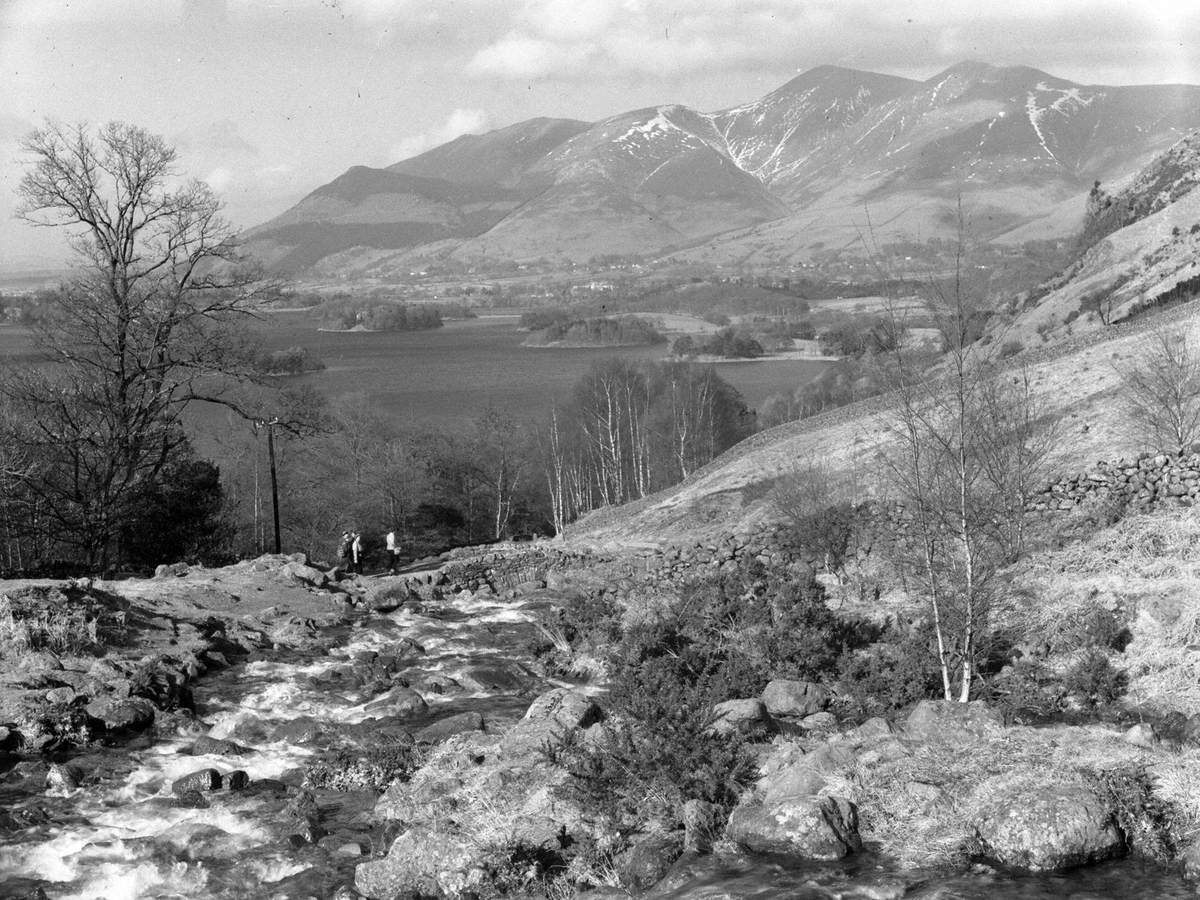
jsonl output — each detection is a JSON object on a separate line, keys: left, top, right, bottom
{"left": 904, "top": 700, "right": 1004, "bottom": 743}
{"left": 357, "top": 688, "right": 605, "bottom": 899}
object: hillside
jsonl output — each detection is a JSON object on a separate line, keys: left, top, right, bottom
{"left": 245, "top": 63, "right": 1200, "bottom": 275}
{"left": 1005, "top": 130, "right": 1200, "bottom": 346}
{"left": 568, "top": 303, "right": 1200, "bottom": 549}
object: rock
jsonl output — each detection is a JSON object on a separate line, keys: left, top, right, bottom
{"left": 86, "top": 697, "right": 156, "bottom": 732}
{"left": 415, "top": 711, "right": 484, "bottom": 744}
{"left": 45, "top": 763, "right": 81, "bottom": 793}
{"left": 223, "top": 770, "right": 250, "bottom": 791}
{"left": 355, "top": 826, "right": 483, "bottom": 899}
{"left": 972, "top": 779, "right": 1123, "bottom": 871}
{"left": 190, "top": 735, "right": 248, "bottom": 756}
{"left": 0, "top": 726, "right": 19, "bottom": 753}
{"left": 499, "top": 688, "right": 603, "bottom": 757}
{"left": 1181, "top": 839, "right": 1200, "bottom": 881}
{"left": 726, "top": 795, "right": 862, "bottom": 860}
{"left": 154, "top": 562, "right": 190, "bottom": 578}
{"left": 172, "top": 768, "right": 223, "bottom": 795}
{"left": 457, "top": 662, "right": 533, "bottom": 693}
{"left": 851, "top": 717, "right": 894, "bottom": 741}
{"left": 43, "top": 686, "right": 78, "bottom": 705}
{"left": 1124, "top": 722, "right": 1158, "bottom": 748}
{"left": 363, "top": 686, "right": 428, "bottom": 718}
{"left": 273, "top": 717, "right": 324, "bottom": 744}
{"left": 283, "top": 561, "right": 330, "bottom": 588}
{"left": 904, "top": 700, "right": 1003, "bottom": 742}
{"left": 760, "top": 743, "right": 856, "bottom": 807}
{"left": 801, "top": 711, "right": 838, "bottom": 732}
{"left": 616, "top": 832, "right": 683, "bottom": 892}
{"left": 682, "top": 799, "right": 717, "bottom": 854}
{"left": 761, "top": 679, "right": 831, "bottom": 718}
{"left": 712, "top": 699, "right": 772, "bottom": 736}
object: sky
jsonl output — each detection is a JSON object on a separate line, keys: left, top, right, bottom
{"left": 2, "top": 0, "right": 1199, "bottom": 267}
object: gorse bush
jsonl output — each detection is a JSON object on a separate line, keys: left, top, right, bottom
{"left": 548, "top": 560, "right": 875, "bottom": 834}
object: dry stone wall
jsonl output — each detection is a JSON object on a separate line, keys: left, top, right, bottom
{"left": 1035, "top": 449, "right": 1200, "bottom": 511}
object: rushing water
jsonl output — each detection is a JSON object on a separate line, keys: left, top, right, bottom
{"left": 0, "top": 587, "right": 1195, "bottom": 900}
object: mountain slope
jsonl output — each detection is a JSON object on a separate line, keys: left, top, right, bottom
{"left": 1005, "top": 130, "right": 1200, "bottom": 345}
{"left": 568, "top": 303, "right": 1200, "bottom": 549}
{"left": 245, "top": 63, "right": 1200, "bottom": 274}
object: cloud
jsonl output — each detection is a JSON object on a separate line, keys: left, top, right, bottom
{"left": 204, "top": 166, "right": 234, "bottom": 192}
{"left": 466, "top": 32, "right": 594, "bottom": 79}
{"left": 461, "top": 0, "right": 1200, "bottom": 87}
{"left": 390, "top": 108, "right": 493, "bottom": 162}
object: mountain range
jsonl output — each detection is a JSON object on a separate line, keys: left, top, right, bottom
{"left": 244, "top": 62, "right": 1200, "bottom": 275}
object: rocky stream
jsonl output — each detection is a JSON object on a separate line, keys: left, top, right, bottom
{"left": 0, "top": 555, "right": 1197, "bottom": 899}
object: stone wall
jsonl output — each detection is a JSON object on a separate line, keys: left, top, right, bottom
{"left": 1034, "top": 449, "right": 1200, "bottom": 511}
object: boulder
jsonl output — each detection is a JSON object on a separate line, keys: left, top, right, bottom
{"left": 457, "top": 662, "right": 534, "bottom": 693}
{"left": 190, "top": 735, "right": 248, "bottom": 756}
{"left": 499, "top": 688, "right": 602, "bottom": 757}
{"left": 283, "top": 561, "right": 330, "bottom": 589}
{"left": 86, "top": 697, "right": 156, "bottom": 732}
{"left": 154, "top": 562, "right": 190, "bottom": 578}
{"left": 415, "top": 711, "right": 484, "bottom": 744}
{"left": 172, "top": 768, "right": 223, "bottom": 795}
{"left": 726, "top": 795, "right": 862, "bottom": 860}
{"left": 904, "top": 700, "right": 1002, "bottom": 743}
{"left": 616, "top": 832, "right": 684, "bottom": 892}
{"left": 711, "top": 698, "right": 772, "bottom": 735}
{"left": 972, "top": 779, "right": 1123, "bottom": 871}
{"left": 760, "top": 679, "right": 831, "bottom": 718}
{"left": 45, "top": 763, "right": 81, "bottom": 793}
{"left": 355, "top": 826, "right": 483, "bottom": 899}
{"left": 363, "top": 686, "right": 428, "bottom": 718}
{"left": 1124, "top": 723, "right": 1158, "bottom": 748}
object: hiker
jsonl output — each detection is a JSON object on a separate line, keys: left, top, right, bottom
{"left": 351, "top": 531, "right": 364, "bottom": 574}
{"left": 337, "top": 531, "right": 351, "bottom": 573}
{"left": 385, "top": 529, "right": 399, "bottom": 574}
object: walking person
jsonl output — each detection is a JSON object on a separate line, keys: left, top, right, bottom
{"left": 351, "top": 531, "right": 363, "bottom": 575}
{"left": 337, "top": 531, "right": 351, "bottom": 575}
{"left": 385, "top": 529, "right": 400, "bottom": 575}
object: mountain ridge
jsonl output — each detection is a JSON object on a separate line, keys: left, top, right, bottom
{"left": 244, "top": 62, "right": 1200, "bottom": 274}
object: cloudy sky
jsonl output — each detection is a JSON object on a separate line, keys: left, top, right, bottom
{"left": 2, "top": 0, "right": 1198, "bottom": 265}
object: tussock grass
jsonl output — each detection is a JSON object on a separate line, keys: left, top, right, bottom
{"left": 0, "top": 590, "right": 106, "bottom": 658}
{"left": 1006, "top": 508, "right": 1200, "bottom": 713}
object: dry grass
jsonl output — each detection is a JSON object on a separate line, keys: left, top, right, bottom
{"left": 1006, "top": 507, "right": 1200, "bottom": 713}
{"left": 0, "top": 591, "right": 102, "bottom": 658}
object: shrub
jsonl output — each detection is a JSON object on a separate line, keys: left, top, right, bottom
{"left": 1062, "top": 649, "right": 1128, "bottom": 709}
{"left": 999, "top": 339, "right": 1023, "bottom": 359}
{"left": 835, "top": 625, "right": 942, "bottom": 721}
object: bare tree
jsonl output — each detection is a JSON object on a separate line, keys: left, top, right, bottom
{"left": 770, "top": 458, "right": 860, "bottom": 577}
{"left": 1121, "top": 327, "right": 1200, "bottom": 454}
{"left": 876, "top": 202, "right": 1054, "bottom": 701}
{"left": 8, "top": 121, "right": 266, "bottom": 567}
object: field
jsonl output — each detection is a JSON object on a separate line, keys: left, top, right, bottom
{"left": 0, "top": 313, "right": 830, "bottom": 439}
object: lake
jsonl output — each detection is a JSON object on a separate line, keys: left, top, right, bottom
{"left": 256, "top": 311, "right": 829, "bottom": 430}
{"left": 0, "top": 313, "right": 830, "bottom": 437}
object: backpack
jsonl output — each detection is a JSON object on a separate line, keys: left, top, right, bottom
{"left": 337, "top": 536, "right": 351, "bottom": 559}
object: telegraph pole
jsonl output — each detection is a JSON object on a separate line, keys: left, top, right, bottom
{"left": 258, "top": 418, "right": 282, "bottom": 554}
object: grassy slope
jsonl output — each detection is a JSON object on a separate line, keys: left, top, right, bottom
{"left": 569, "top": 301, "right": 1200, "bottom": 549}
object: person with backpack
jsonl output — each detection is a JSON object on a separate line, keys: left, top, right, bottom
{"left": 337, "top": 531, "right": 351, "bottom": 573}
{"left": 351, "top": 531, "right": 364, "bottom": 575}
